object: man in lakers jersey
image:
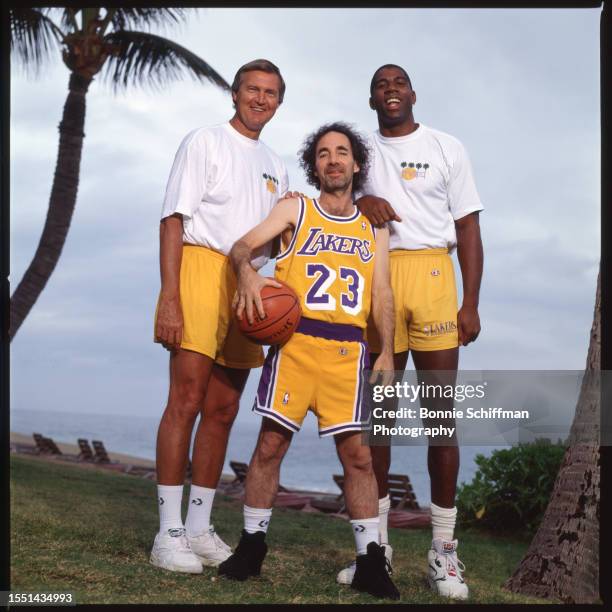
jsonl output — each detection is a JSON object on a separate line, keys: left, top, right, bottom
{"left": 217, "top": 123, "right": 400, "bottom": 600}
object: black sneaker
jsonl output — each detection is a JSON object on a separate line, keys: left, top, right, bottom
{"left": 351, "top": 541, "right": 400, "bottom": 600}
{"left": 218, "top": 530, "right": 268, "bottom": 581}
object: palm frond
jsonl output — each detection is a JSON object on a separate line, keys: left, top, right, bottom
{"left": 110, "top": 8, "right": 188, "bottom": 32}
{"left": 10, "top": 8, "right": 63, "bottom": 72}
{"left": 58, "top": 8, "right": 81, "bottom": 32}
{"left": 102, "top": 30, "right": 230, "bottom": 93}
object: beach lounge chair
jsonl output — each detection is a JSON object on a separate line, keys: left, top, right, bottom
{"left": 33, "top": 433, "right": 48, "bottom": 454}
{"left": 77, "top": 439, "right": 95, "bottom": 462}
{"left": 125, "top": 465, "right": 157, "bottom": 479}
{"left": 45, "top": 437, "right": 62, "bottom": 455}
{"left": 309, "top": 475, "right": 347, "bottom": 514}
{"left": 228, "top": 460, "right": 290, "bottom": 493}
{"left": 32, "top": 433, "right": 62, "bottom": 455}
{"left": 310, "top": 472, "right": 420, "bottom": 514}
{"left": 229, "top": 460, "right": 248, "bottom": 484}
{"left": 387, "top": 473, "right": 420, "bottom": 511}
{"left": 92, "top": 440, "right": 111, "bottom": 463}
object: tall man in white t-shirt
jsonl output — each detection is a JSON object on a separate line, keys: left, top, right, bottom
{"left": 151, "top": 59, "right": 289, "bottom": 574}
{"left": 337, "top": 64, "right": 484, "bottom": 600}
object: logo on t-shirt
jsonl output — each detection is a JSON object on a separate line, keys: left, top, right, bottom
{"left": 262, "top": 173, "right": 279, "bottom": 193}
{"left": 400, "top": 161, "right": 429, "bottom": 180}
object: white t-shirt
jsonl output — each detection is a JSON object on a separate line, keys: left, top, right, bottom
{"left": 161, "top": 122, "right": 289, "bottom": 268}
{"left": 361, "top": 124, "right": 483, "bottom": 252}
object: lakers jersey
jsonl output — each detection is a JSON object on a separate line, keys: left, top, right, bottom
{"left": 275, "top": 197, "right": 376, "bottom": 328}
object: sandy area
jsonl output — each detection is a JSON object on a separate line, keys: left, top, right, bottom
{"left": 10, "top": 431, "right": 237, "bottom": 483}
{"left": 11, "top": 431, "right": 156, "bottom": 468}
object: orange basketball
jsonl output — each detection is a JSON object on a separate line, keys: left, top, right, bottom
{"left": 236, "top": 279, "right": 302, "bottom": 345}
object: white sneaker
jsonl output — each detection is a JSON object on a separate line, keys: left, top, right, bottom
{"left": 187, "top": 525, "right": 232, "bottom": 567}
{"left": 150, "top": 527, "right": 203, "bottom": 573}
{"left": 336, "top": 544, "right": 393, "bottom": 585}
{"left": 427, "top": 538, "right": 469, "bottom": 600}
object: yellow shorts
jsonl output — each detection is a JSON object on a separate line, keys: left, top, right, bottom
{"left": 367, "top": 248, "right": 459, "bottom": 353}
{"left": 154, "top": 245, "right": 264, "bottom": 369}
{"left": 253, "top": 318, "right": 370, "bottom": 437}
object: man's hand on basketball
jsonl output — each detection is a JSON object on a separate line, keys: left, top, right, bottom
{"left": 370, "top": 351, "right": 395, "bottom": 386}
{"left": 154, "top": 294, "right": 183, "bottom": 351}
{"left": 233, "top": 268, "right": 282, "bottom": 325}
{"left": 457, "top": 305, "right": 480, "bottom": 346}
{"left": 355, "top": 195, "right": 402, "bottom": 227}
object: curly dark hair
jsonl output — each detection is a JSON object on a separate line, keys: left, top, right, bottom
{"left": 298, "top": 122, "right": 370, "bottom": 194}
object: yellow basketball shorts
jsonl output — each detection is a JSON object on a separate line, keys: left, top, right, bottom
{"left": 367, "top": 248, "right": 459, "bottom": 353}
{"left": 253, "top": 318, "right": 370, "bottom": 437}
{"left": 154, "top": 244, "right": 264, "bottom": 369}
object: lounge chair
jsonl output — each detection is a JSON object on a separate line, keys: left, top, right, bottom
{"left": 32, "top": 433, "right": 62, "bottom": 455}
{"left": 310, "top": 475, "right": 346, "bottom": 514}
{"left": 229, "top": 460, "right": 248, "bottom": 485}
{"left": 125, "top": 465, "right": 157, "bottom": 479}
{"left": 387, "top": 473, "right": 420, "bottom": 511}
{"left": 227, "top": 460, "right": 290, "bottom": 493}
{"left": 32, "top": 433, "right": 47, "bottom": 454}
{"left": 310, "top": 472, "right": 420, "bottom": 514}
{"left": 45, "top": 437, "right": 62, "bottom": 455}
{"left": 77, "top": 439, "right": 95, "bottom": 462}
{"left": 92, "top": 440, "right": 111, "bottom": 463}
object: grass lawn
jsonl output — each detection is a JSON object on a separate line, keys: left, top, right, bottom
{"left": 10, "top": 454, "right": 552, "bottom": 604}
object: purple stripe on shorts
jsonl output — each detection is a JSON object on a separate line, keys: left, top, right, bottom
{"left": 257, "top": 345, "right": 278, "bottom": 408}
{"left": 254, "top": 406, "right": 300, "bottom": 432}
{"left": 296, "top": 317, "right": 364, "bottom": 343}
{"left": 320, "top": 423, "right": 365, "bottom": 437}
{"left": 355, "top": 342, "right": 365, "bottom": 422}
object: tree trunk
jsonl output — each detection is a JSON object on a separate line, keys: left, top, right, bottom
{"left": 504, "top": 270, "right": 600, "bottom": 603}
{"left": 9, "top": 71, "right": 92, "bottom": 340}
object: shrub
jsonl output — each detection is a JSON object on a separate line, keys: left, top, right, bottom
{"left": 456, "top": 439, "right": 566, "bottom": 533}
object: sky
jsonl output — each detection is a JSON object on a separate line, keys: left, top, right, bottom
{"left": 9, "top": 7, "right": 601, "bottom": 423}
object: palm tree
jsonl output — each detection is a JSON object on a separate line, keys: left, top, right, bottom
{"left": 9, "top": 7, "right": 230, "bottom": 340}
{"left": 504, "top": 270, "right": 600, "bottom": 602}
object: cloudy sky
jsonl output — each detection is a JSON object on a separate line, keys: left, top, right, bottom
{"left": 10, "top": 7, "right": 601, "bottom": 423}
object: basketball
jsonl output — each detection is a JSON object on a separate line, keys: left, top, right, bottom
{"left": 236, "top": 279, "right": 302, "bottom": 345}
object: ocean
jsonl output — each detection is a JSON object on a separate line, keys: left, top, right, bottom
{"left": 10, "top": 407, "right": 503, "bottom": 505}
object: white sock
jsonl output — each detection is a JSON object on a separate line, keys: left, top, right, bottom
{"left": 244, "top": 504, "right": 272, "bottom": 534}
{"left": 184, "top": 484, "right": 216, "bottom": 537}
{"left": 431, "top": 502, "right": 457, "bottom": 541}
{"left": 157, "top": 484, "right": 184, "bottom": 533}
{"left": 350, "top": 517, "right": 380, "bottom": 556}
{"left": 378, "top": 495, "right": 391, "bottom": 545}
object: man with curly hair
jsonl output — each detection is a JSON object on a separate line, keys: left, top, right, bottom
{"left": 217, "top": 123, "right": 400, "bottom": 600}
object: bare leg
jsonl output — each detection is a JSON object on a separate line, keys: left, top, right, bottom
{"left": 191, "top": 364, "right": 250, "bottom": 488}
{"left": 244, "top": 418, "right": 293, "bottom": 509}
{"left": 370, "top": 351, "right": 409, "bottom": 497}
{"left": 412, "top": 347, "right": 459, "bottom": 508}
{"left": 156, "top": 349, "right": 214, "bottom": 485}
{"left": 335, "top": 431, "right": 378, "bottom": 519}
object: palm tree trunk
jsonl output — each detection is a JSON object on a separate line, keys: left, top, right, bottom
{"left": 10, "top": 71, "right": 92, "bottom": 340}
{"left": 504, "top": 270, "right": 600, "bottom": 602}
